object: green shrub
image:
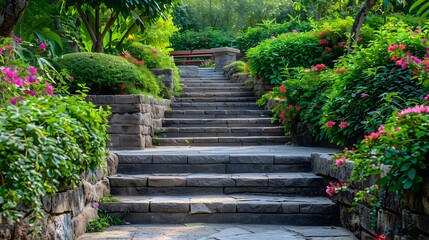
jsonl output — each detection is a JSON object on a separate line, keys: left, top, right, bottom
{"left": 126, "top": 43, "right": 182, "bottom": 95}
{"left": 236, "top": 20, "right": 313, "bottom": 53}
{"left": 170, "top": 28, "right": 237, "bottom": 50}
{"left": 320, "top": 23, "right": 429, "bottom": 146}
{"left": 224, "top": 61, "right": 247, "bottom": 72}
{"left": 87, "top": 213, "right": 125, "bottom": 232}
{"left": 58, "top": 52, "right": 160, "bottom": 95}
{"left": 0, "top": 94, "right": 110, "bottom": 223}
{"left": 247, "top": 32, "right": 324, "bottom": 84}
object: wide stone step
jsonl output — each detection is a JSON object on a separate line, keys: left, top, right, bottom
{"left": 157, "top": 126, "right": 284, "bottom": 137}
{"left": 164, "top": 109, "right": 272, "bottom": 118}
{"left": 175, "top": 97, "right": 259, "bottom": 102}
{"left": 183, "top": 82, "right": 245, "bottom": 87}
{"left": 109, "top": 172, "right": 324, "bottom": 196}
{"left": 153, "top": 136, "right": 288, "bottom": 146}
{"left": 181, "top": 79, "right": 231, "bottom": 83}
{"left": 182, "top": 87, "right": 251, "bottom": 92}
{"left": 180, "top": 92, "right": 255, "bottom": 97}
{"left": 161, "top": 118, "right": 274, "bottom": 127}
{"left": 99, "top": 194, "right": 339, "bottom": 225}
{"left": 170, "top": 102, "right": 261, "bottom": 110}
{"left": 113, "top": 146, "right": 338, "bottom": 174}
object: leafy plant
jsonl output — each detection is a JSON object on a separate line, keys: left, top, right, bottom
{"left": 99, "top": 195, "right": 120, "bottom": 203}
{"left": 86, "top": 213, "right": 125, "bottom": 232}
{"left": 170, "top": 27, "right": 238, "bottom": 50}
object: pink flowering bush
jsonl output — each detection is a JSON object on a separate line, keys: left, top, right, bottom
{"left": 320, "top": 23, "right": 429, "bottom": 146}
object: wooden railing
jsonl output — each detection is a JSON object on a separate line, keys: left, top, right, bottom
{"left": 170, "top": 49, "right": 214, "bottom": 65}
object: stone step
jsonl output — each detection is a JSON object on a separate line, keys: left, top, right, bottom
{"left": 157, "top": 126, "right": 284, "bottom": 138}
{"left": 109, "top": 172, "right": 324, "bottom": 196}
{"left": 181, "top": 79, "right": 231, "bottom": 83}
{"left": 183, "top": 82, "right": 245, "bottom": 87}
{"left": 175, "top": 97, "right": 259, "bottom": 102}
{"left": 180, "top": 92, "right": 255, "bottom": 97}
{"left": 117, "top": 153, "right": 311, "bottom": 174}
{"left": 99, "top": 194, "right": 339, "bottom": 225}
{"left": 182, "top": 87, "right": 251, "bottom": 92}
{"left": 161, "top": 118, "right": 274, "bottom": 127}
{"left": 164, "top": 109, "right": 272, "bottom": 118}
{"left": 153, "top": 136, "right": 288, "bottom": 146}
{"left": 170, "top": 102, "right": 261, "bottom": 109}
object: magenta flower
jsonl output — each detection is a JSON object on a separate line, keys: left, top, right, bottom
{"left": 39, "top": 42, "right": 47, "bottom": 51}
{"left": 29, "top": 66, "right": 38, "bottom": 76}
{"left": 25, "top": 76, "right": 39, "bottom": 84}
{"left": 292, "top": 29, "right": 298, "bottom": 34}
{"left": 334, "top": 69, "right": 347, "bottom": 74}
{"left": 424, "top": 94, "right": 429, "bottom": 101}
{"left": 44, "top": 82, "right": 54, "bottom": 96}
{"left": 398, "top": 105, "right": 429, "bottom": 117}
{"left": 0, "top": 48, "right": 3, "bottom": 55}
{"left": 12, "top": 35, "right": 22, "bottom": 43}
{"left": 388, "top": 43, "right": 398, "bottom": 52}
{"left": 270, "top": 36, "right": 276, "bottom": 40}
{"left": 325, "top": 121, "right": 336, "bottom": 128}
{"left": 9, "top": 98, "right": 18, "bottom": 105}
{"left": 5, "top": 45, "right": 13, "bottom": 51}
{"left": 280, "top": 84, "right": 286, "bottom": 93}
{"left": 335, "top": 157, "right": 346, "bottom": 167}
{"left": 339, "top": 121, "right": 348, "bottom": 128}
{"left": 70, "top": 76, "right": 75, "bottom": 81}
{"left": 92, "top": 201, "right": 99, "bottom": 209}
{"left": 313, "top": 63, "right": 326, "bottom": 71}
{"left": 424, "top": 39, "right": 427, "bottom": 45}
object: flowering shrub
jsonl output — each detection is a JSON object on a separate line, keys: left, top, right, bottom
{"left": 170, "top": 28, "right": 237, "bottom": 50}
{"left": 126, "top": 43, "right": 182, "bottom": 95}
{"left": 320, "top": 23, "right": 429, "bottom": 146}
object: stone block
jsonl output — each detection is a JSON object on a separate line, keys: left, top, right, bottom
{"left": 300, "top": 203, "right": 335, "bottom": 214}
{"left": 150, "top": 198, "right": 189, "bottom": 213}
{"left": 51, "top": 191, "right": 72, "bottom": 214}
{"left": 108, "top": 124, "right": 142, "bottom": 134}
{"left": 186, "top": 174, "right": 235, "bottom": 187}
{"left": 188, "top": 155, "right": 230, "bottom": 164}
{"left": 145, "top": 136, "right": 152, "bottom": 148}
{"left": 71, "top": 188, "right": 85, "bottom": 217}
{"left": 94, "top": 95, "right": 115, "bottom": 104}
{"left": 109, "top": 113, "right": 143, "bottom": 125}
{"left": 115, "top": 95, "right": 143, "bottom": 104}
{"left": 106, "top": 154, "right": 119, "bottom": 176}
{"left": 118, "top": 154, "right": 152, "bottom": 164}
{"left": 282, "top": 203, "right": 300, "bottom": 213}
{"left": 236, "top": 200, "right": 282, "bottom": 213}
{"left": 82, "top": 180, "right": 97, "bottom": 205}
{"left": 53, "top": 213, "right": 72, "bottom": 240}
{"left": 153, "top": 155, "right": 187, "bottom": 164}
{"left": 110, "top": 175, "right": 148, "bottom": 187}
{"left": 232, "top": 173, "right": 268, "bottom": 187}
{"left": 71, "top": 206, "right": 98, "bottom": 239}
{"left": 95, "top": 178, "right": 110, "bottom": 199}
{"left": 230, "top": 155, "right": 273, "bottom": 164}
{"left": 190, "top": 197, "right": 236, "bottom": 214}
{"left": 148, "top": 175, "right": 187, "bottom": 187}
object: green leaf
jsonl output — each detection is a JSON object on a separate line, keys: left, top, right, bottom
{"left": 407, "top": 168, "right": 417, "bottom": 180}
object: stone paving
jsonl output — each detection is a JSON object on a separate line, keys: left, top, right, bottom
{"left": 78, "top": 224, "right": 357, "bottom": 240}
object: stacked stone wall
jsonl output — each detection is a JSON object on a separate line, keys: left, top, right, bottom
{"left": 0, "top": 154, "right": 118, "bottom": 240}
{"left": 312, "top": 154, "right": 429, "bottom": 240}
{"left": 87, "top": 95, "right": 170, "bottom": 150}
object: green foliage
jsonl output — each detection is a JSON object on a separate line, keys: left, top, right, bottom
{"left": 224, "top": 61, "right": 247, "bottom": 72}
{"left": 236, "top": 19, "right": 313, "bottom": 52}
{"left": 87, "top": 213, "right": 125, "bottom": 232}
{"left": 99, "top": 195, "right": 120, "bottom": 203}
{"left": 170, "top": 28, "right": 237, "bottom": 50}
{"left": 58, "top": 52, "right": 161, "bottom": 95}
{"left": 320, "top": 23, "right": 429, "bottom": 146}
{"left": 126, "top": 43, "right": 182, "bottom": 95}
{"left": 259, "top": 67, "right": 335, "bottom": 139}
{"left": 0, "top": 94, "right": 110, "bottom": 223}
{"left": 246, "top": 32, "right": 324, "bottom": 84}
{"left": 137, "top": 15, "right": 179, "bottom": 53}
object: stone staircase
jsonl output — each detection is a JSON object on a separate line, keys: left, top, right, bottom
{"left": 153, "top": 68, "right": 288, "bottom": 146}
{"left": 100, "top": 68, "right": 340, "bottom": 227}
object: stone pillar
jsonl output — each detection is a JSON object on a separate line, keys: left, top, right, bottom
{"left": 211, "top": 47, "right": 241, "bottom": 72}
{"left": 178, "top": 65, "right": 199, "bottom": 77}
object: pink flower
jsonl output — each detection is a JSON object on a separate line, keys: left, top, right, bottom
{"left": 325, "top": 47, "right": 332, "bottom": 51}
{"left": 12, "top": 35, "right": 22, "bottom": 43}
{"left": 44, "top": 82, "right": 54, "bottom": 96}
{"left": 314, "top": 64, "right": 326, "bottom": 71}
{"left": 39, "top": 42, "right": 47, "bottom": 51}
{"left": 398, "top": 105, "right": 429, "bottom": 117}
{"left": 410, "top": 56, "right": 422, "bottom": 65}
{"left": 339, "top": 121, "right": 348, "bottom": 128}
{"left": 317, "top": 32, "right": 324, "bottom": 38}
{"left": 378, "top": 125, "right": 385, "bottom": 132}
{"left": 325, "top": 121, "right": 336, "bottom": 128}
{"left": 365, "top": 131, "right": 381, "bottom": 140}
{"left": 424, "top": 94, "right": 429, "bottom": 101}
{"left": 292, "top": 29, "right": 298, "bottom": 34}
{"left": 319, "top": 39, "right": 329, "bottom": 45}
{"left": 360, "top": 93, "right": 369, "bottom": 98}
{"left": 92, "top": 201, "right": 99, "bottom": 209}
{"left": 326, "top": 182, "right": 336, "bottom": 197}
{"left": 270, "top": 36, "right": 276, "bottom": 40}
{"left": 0, "top": 48, "right": 2, "bottom": 55}
{"left": 5, "top": 45, "right": 13, "bottom": 51}
{"left": 29, "top": 66, "right": 38, "bottom": 76}
{"left": 9, "top": 98, "right": 18, "bottom": 105}
{"left": 337, "top": 42, "right": 344, "bottom": 47}
{"left": 26, "top": 76, "right": 39, "bottom": 84}
{"left": 280, "top": 109, "right": 286, "bottom": 122}
{"left": 296, "top": 106, "right": 301, "bottom": 111}
{"left": 399, "top": 44, "right": 406, "bottom": 50}
{"left": 374, "top": 234, "right": 386, "bottom": 240}
{"left": 70, "top": 76, "right": 75, "bottom": 81}
{"left": 388, "top": 43, "right": 398, "bottom": 52}
{"left": 335, "top": 157, "right": 346, "bottom": 167}
{"left": 280, "top": 84, "right": 286, "bottom": 93}
{"left": 424, "top": 39, "right": 427, "bottom": 44}
{"left": 287, "top": 104, "right": 293, "bottom": 109}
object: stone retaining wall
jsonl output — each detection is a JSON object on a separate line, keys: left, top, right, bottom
{"left": 0, "top": 154, "right": 118, "bottom": 240}
{"left": 312, "top": 154, "right": 429, "bottom": 240}
{"left": 87, "top": 95, "right": 171, "bottom": 150}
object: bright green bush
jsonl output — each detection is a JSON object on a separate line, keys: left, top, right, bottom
{"left": 236, "top": 20, "right": 313, "bottom": 53}
{"left": 320, "top": 23, "right": 429, "bottom": 146}
{"left": 58, "top": 52, "right": 160, "bottom": 95}
{"left": 126, "top": 43, "right": 182, "bottom": 95}
{"left": 170, "top": 28, "right": 237, "bottom": 50}
{"left": 0, "top": 94, "right": 110, "bottom": 223}
{"left": 224, "top": 61, "right": 247, "bottom": 72}
{"left": 247, "top": 32, "right": 324, "bottom": 84}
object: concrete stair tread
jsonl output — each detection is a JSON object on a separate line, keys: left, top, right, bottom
{"left": 153, "top": 136, "right": 288, "bottom": 146}
{"left": 100, "top": 194, "right": 336, "bottom": 214}
{"left": 165, "top": 109, "right": 272, "bottom": 115}
{"left": 158, "top": 126, "right": 283, "bottom": 132}
{"left": 109, "top": 172, "right": 323, "bottom": 188}
{"left": 176, "top": 97, "right": 259, "bottom": 102}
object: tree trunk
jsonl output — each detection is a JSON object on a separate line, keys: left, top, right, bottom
{"left": 0, "top": 0, "right": 30, "bottom": 37}
{"left": 350, "top": 0, "right": 378, "bottom": 42}
{"left": 92, "top": 38, "right": 104, "bottom": 52}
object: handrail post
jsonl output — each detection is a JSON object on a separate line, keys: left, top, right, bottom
{"left": 211, "top": 47, "right": 241, "bottom": 72}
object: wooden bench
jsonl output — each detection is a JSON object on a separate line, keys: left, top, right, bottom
{"left": 170, "top": 49, "right": 214, "bottom": 66}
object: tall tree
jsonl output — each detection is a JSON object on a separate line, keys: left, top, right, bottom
{"left": 350, "top": 0, "right": 378, "bottom": 42}
{"left": 63, "top": 0, "right": 177, "bottom": 52}
{"left": 0, "top": 0, "right": 30, "bottom": 37}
